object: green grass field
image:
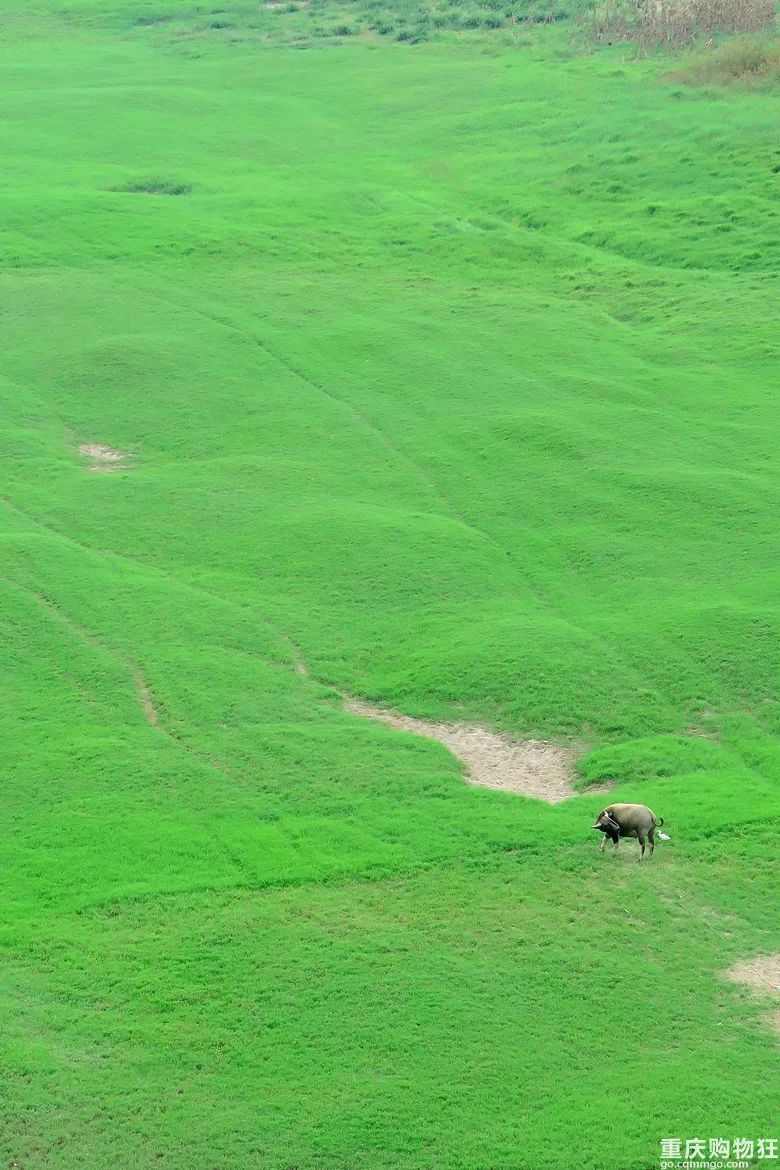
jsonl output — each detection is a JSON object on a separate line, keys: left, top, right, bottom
{"left": 1, "top": 4, "right": 779, "bottom": 1167}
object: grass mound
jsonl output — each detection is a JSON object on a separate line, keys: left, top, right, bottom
{"left": 39, "top": 0, "right": 586, "bottom": 43}
{"left": 112, "top": 177, "right": 192, "bottom": 195}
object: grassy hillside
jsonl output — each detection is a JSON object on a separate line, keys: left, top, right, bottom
{"left": 1, "top": 4, "right": 779, "bottom": 1167}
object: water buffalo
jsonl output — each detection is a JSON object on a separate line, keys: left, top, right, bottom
{"left": 593, "top": 803, "right": 666, "bottom": 862}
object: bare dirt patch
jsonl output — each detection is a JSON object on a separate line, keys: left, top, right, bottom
{"left": 725, "top": 955, "right": 780, "bottom": 993}
{"left": 685, "top": 724, "right": 716, "bottom": 739}
{"left": 344, "top": 697, "right": 609, "bottom": 803}
{"left": 78, "top": 443, "right": 131, "bottom": 473}
{"left": 724, "top": 955, "right": 780, "bottom": 1037}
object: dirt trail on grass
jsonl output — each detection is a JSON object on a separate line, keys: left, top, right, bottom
{"left": 724, "top": 955, "right": 780, "bottom": 1037}
{"left": 133, "top": 667, "right": 163, "bottom": 730}
{"left": 287, "top": 642, "right": 604, "bottom": 802}
{"left": 344, "top": 696, "right": 608, "bottom": 803}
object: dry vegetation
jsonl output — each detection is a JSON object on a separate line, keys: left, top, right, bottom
{"left": 668, "top": 36, "right": 780, "bottom": 83}
{"left": 586, "top": 0, "right": 777, "bottom": 48}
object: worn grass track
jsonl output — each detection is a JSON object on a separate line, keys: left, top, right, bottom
{"left": 0, "top": 5, "right": 778, "bottom": 1167}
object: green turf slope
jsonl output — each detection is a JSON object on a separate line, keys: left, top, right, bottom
{"left": 0, "top": 8, "right": 779, "bottom": 1168}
